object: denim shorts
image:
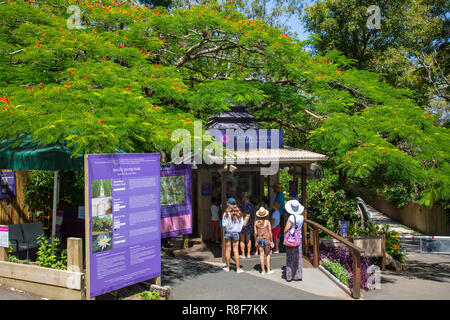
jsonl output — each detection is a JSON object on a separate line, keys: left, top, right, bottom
{"left": 257, "top": 238, "right": 271, "bottom": 246}
{"left": 224, "top": 231, "right": 239, "bottom": 241}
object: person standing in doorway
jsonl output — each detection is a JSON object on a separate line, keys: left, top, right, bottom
{"left": 238, "top": 192, "right": 255, "bottom": 259}
{"left": 210, "top": 197, "right": 220, "bottom": 244}
{"left": 271, "top": 183, "right": 286, "bottom": 243}
{"left": 222, "top": 198, "right": 244, "bottom": 273}
{"left": 283, "top": 199, "right": 304, "bottom": 281}
{"left": 270, "top": 201, "right": 281, "bottom": 254}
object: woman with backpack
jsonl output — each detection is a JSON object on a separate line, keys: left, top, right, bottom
{"left": 283, "top": 199, "right": 304, "bottom": 281}
{"left": 254, "top": 207, "right": 274, "bottom": 274}
{"left": 222, "top": 198, "right": 244, "bottom": 273}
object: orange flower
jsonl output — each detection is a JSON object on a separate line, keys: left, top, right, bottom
{"left": 167, "top": 131, "right": 171, "bottom": 134}
{"left": 39, "top": 83, "right": 43, "bottom": 87}
{"left": 102, "top": 57, "right": 107, "bottom": 61}
{"left": 93, "top": 30, "right": 98, "bottom": 33}
{"left": 84, "top": 75, "right": 88, "bottom": 79}
{"left": 59, "top": 26, "right": 63, "bottom": 29}
{"left": 36, "top": 44, "right": 42, "bottom": 48}
{"left": 99, "top": 120, "right": 104, "bottom": 124}
{"left": 28, "top": 87, "right": 33, "bottom": 92}
{"left": 126, "top": 88, "right": 130, "bottom": 91}
{"left": 70, "top": 69, "right": 75, "bottom": 74}
{"left": 349, "top": 149, "right": 354, "bottom": 153}
{"left": 64, "top": 83, "right": 70, "bottom": 87}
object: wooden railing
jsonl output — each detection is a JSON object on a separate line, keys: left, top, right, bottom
{"left": 304, "top": 219, "right": 365, "bottom": 299}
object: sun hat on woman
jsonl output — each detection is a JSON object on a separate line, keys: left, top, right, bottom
{"left": 285, "top": 199, "right": 304, "bottom": 215}
{"left": 256, "top": 207, "right": 269, "bottom": 218}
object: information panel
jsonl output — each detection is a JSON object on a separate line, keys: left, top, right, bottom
{"left": 86, "top": 153, "right": 161, "bottom": 298}
{"left": 160, "top": 164, "right": 192, "bottom": 238}
{"left": 0, "top": 172, "right": 16, "bottom": 199}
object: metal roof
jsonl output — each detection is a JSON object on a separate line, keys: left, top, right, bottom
{"left": 207, "top": 146, "right": 328, "bottom": 164}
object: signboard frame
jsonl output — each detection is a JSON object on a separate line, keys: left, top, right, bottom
{"left": 84, "top": 153, "right": 161, "bottom": 299}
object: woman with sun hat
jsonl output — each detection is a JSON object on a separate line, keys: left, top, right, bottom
{"left": 283, "top": 199, "right": 304, "bottom": 281}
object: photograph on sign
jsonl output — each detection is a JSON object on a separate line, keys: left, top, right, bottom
{"left": 160, "top": 164, "right": 193, "bottom": 239}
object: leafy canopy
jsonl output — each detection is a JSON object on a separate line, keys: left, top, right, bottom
{"left": 0, "top": 0, "right": 448, "bottom": 207}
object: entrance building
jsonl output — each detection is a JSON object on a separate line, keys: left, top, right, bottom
{"left": 190, "top": 104, "right": 328, "bottom": 242}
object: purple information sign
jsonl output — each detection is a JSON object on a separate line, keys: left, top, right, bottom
{"left": 87, "top": 153, "right": 161, "bottom": 298}
{"left": 160, "top": 164, "right": 192, "bottom": 238}
{"left": 0, "top": 172, "right": 16, "bottom": 199}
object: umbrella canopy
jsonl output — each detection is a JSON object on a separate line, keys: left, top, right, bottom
{"left": 0, "top": 136, "right": 83, "bottom": 171}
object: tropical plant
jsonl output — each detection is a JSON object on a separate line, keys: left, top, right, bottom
{"left": 7, "top": 244, "right": 19, "bottom": 263}
{"left": 36, "top": 235, "right": 67, "bottom": 270}
{"left": 309, "top": 243, "right": 376, "bottom": 291}
{"left": 139, "top": 290, "right": 161, "bottom": 300}
{"left": 1, "top": 0, "right": 447, "bottom": 210}
{"left": 22, "top": 170, "right": 84, "bottom": 218}
{"left": 321, "top": 258, "right": 350, "bottom": 287}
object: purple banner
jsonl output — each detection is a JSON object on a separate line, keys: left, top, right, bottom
{"left": 87, "top": 153, "right": 161, "bottom": 298}
{"left": 0, "top": 172, "right": 16, "bottom": 199}
{"left": 160, "top": 164, "right": 192, "bottom": 238}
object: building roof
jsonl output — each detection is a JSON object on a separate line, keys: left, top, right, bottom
{"left": 208, "top": 146, "right": 328, "bottom": 164}
{"left": 205, "top": 105, "right": 263, "bottom": 130}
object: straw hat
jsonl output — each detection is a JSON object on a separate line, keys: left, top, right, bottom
{"left": 285, "top": 199, "right": 304, "bottom": 215}
{"left": 256, "top": 207, "right": 269, "bottom": 218}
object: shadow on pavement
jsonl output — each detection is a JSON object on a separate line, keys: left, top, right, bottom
{"left": 161, "top": 256, "right": 223, "bottom": 287}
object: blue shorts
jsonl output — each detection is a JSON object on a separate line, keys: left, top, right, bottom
{"left": 257, "top": 238, "right": 271, "bottom": 246}
{"left": 224, "top": 231, "right": 239, "bottom": 241}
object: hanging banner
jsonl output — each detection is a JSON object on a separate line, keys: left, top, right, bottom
{"left": 160, "top": 164, "right": 192, "bottom": 238}
{"left": 85, "top": 153, "right": 161, "bottom": 298}
{"left": 0, "top": 172, "right": 16, "bottom": 199}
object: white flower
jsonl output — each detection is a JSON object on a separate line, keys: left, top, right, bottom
{"left": 97, "top": 234, "right": 111, "bottom": 250}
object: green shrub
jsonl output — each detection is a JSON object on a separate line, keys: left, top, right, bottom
{"left": 36, "top": 235, "right": 67, "bottom": 270}
{"left": 7, "top": 244, "right": 18, "bottom": 263}
{"left": 139, "top": 290, "right": 160, "bottom": 300}
{"left": 321, "top": 259, "right": 350, "bottom": 287}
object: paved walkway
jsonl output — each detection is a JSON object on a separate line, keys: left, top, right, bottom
{"left": 161, "top": 256, "right": 350, "bottom": 300}
{"left": 0, "top": 283, "right": 44, "bottom": 300}
{"left": 361, "top": 205, "right": 450, "bottom": 300}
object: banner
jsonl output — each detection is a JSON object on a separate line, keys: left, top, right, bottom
{"left": 160, "top": 164, "right": 192, "bottom": 238}
{"left": 86, "top": 153, "right": 161, "bottom": 298}
{"left": 0, "top": 172, "right": 16, "bottom": 199}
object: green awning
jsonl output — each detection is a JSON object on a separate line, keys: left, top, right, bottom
{"left": 0, "top": 136, "right": 83, "bottom": 171}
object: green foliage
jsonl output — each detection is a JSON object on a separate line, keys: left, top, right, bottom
{"left": 92, "top": 215, "right": 113, "bottom": 233}
{"left": 7, "top": 243, "right": 19, "bottom": 263}
{"left": 1, "top": 0, "right": 447, "bottom": 209}
{"left": 139, "top": 290, "right": 161, "bottom": 300}
{"left": 303, "top": 0, "right": 449, "bottom": 108}
{"left": 321, "top": 259, "right": 350, "bottom": 287}
{"left": 36, "top": 235, "right": 67, "bottom": 270}
{"left": 349, "top": 221, "right": 405, "bottom": 263}
{"left": 22, "top": 171, "right": 84, "bottom": 217}
{"left": 306, "top": 169, "right": 360, "bottom": 231}
{"left": 110, "top": 290, "right": 122, "bottom": 300}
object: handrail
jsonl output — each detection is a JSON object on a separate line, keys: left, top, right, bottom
{"left": 304, "top": 218, "right": 364, "bottom": 299}
{"left": 305, "top": 219, "right": 364, "bottom": 254}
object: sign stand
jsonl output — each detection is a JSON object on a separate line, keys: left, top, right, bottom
{"left": 84, "top": 155, "right": 93, "bottom": 300}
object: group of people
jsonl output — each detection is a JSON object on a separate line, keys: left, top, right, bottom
{"left": 210, "top": 183, "right": 304, "bottom": 281}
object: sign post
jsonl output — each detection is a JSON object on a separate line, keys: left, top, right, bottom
{"left": 340, "top": 221, "right": 348, "bottom": 236}
{"left": 85, "top": 153, "right": 161, "bottom": 299}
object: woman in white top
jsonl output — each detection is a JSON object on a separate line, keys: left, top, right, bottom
{"left": 283, "top": 199, "right": 304, "bottom": 281}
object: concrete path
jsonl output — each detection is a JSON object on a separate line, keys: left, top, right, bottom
{"left": 361, "top": 206, "right": 450, "bottom": 300}
{"left": 161, "top": 255, "right": 350, "bottom": 300}
{"left": 366, "top": 204, "right": 419, "bottom": 235}
{"left": 0, "top": 283, "right": 44, "bottom": 300}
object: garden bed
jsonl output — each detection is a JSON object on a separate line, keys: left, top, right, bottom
{"left": 0, "top": 260, "right": 85, "bottom": 300}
